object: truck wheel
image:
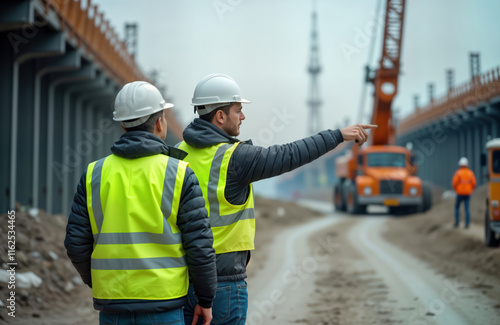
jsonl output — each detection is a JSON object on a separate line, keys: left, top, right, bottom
{"left": 334, "top": 183, "right": 345, "bottom": 212}
{"left": 485, "top": 208, "right": 500, "bottom": 247}
{"left": 347, "top": 184, "right": 366, "bottom": 215}
{"left": 419, "top": 184, "right": 432, "bottom": 213}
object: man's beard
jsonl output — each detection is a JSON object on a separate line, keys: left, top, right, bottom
{"left": 224, "top": 123, "right": 240, "bottom": 137}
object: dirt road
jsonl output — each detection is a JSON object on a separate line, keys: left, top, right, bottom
{"left": 247, "top": 202, "right": 342, "bottom": 325}
{"left": 246, "top": 199, "right": 500, "bottom": 325}
{"left": 3, "top": 193, "right": 500, "bottom": 324}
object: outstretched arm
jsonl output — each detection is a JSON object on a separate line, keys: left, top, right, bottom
{"left": 231, "top": 125, "right": 377, "bottom": 185}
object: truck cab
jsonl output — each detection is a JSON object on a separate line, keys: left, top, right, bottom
{"left": 334, "top": 145, "right": 432, "bottom": 215}
{"left": 484, "top": 138, "right": 500, "bottom": 247}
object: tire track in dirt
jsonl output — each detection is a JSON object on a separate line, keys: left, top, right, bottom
{"left": 352, "top": 217, "right": 499, "bottom": 324}
{"left": 247, "top": 200, "right": 500, "bottom": 324}
{"left": 247, "top": 213, "right": 344, "bottom": 325}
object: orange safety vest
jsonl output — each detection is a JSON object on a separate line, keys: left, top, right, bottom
{"left": 452, "top": 167, "right": 476, "bottom": 196}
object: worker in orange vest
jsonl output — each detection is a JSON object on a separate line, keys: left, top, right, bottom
{"left": 452, "top": 157, "right": 476, "bottom": 228}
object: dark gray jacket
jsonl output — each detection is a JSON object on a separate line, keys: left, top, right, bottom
{"left": 64, "top": 131, "right": 217, "bottom": 313}
{"left": 182, "top": 119, "right": 344, "bottom": 281}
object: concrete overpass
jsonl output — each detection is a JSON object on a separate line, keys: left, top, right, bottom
{"left": 1, "top": 0, "right": 183, "bottom": 215}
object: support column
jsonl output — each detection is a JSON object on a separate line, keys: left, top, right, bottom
{"left": 474, "top": 109, "right": 494, "bottom": 185}
{"left": 9, "top": 29, "right": 64, "bottom": 210}
{"left": 53, "top": 76, "right": 110, "bottom": 214}
{"left": 32, "top": 50, "right": 80, "bottom": 209}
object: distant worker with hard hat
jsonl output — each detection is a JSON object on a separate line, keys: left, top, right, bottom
{"left": 452, "top": 157, "right": 477, "bottom": 228}
{"left": 65, "top": 81, "right": 217, "bottom": 325}
{"left": 178, "top": 73, "right": 377, "bottom": 324}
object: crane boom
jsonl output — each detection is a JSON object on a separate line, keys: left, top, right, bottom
{"left": 370, "top": 0, "right": 406, "bottom": 145}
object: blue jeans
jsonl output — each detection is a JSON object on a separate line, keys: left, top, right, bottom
{"left": 184, "top": 281, "right": 248, "bottom": 325}
{"left": 455, "top": 195, "right": 470, "bottom": 226}
{"left": 99, "top": 308, "right": 184, "bottom": 325}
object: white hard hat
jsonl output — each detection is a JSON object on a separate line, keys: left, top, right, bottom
{"left": 113, "top": 81, "right": 174, "bottom": 127}
{"left": 191, "top": 74, "right": 250, "bottom": 115}
{"left": 458, "top": 157, "right": 469, "bottom": 167}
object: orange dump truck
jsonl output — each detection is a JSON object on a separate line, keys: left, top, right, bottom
{"left": 334, "top": 145, "right": 431, "bottom": 214}
{"left": 484, "top": 138, "right": 500, "bottom": 247}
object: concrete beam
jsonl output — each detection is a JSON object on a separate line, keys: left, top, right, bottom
{"left": 14, "top": 28, "right": 65, "bottom": 63}
{"left": 0, "top": 0, "right": 33, "bottom": 32}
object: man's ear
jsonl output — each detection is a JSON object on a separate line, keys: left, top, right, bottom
{"left": 214, "top": 110, "right": 225, "bottom": 125}
{"left": 155, "top": 116, "right": 164, "bottom": 133}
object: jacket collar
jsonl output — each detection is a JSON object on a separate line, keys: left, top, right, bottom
{"left": 183, "top": 118, "right": 249, "bottom": 148}
{"left": 111, "top": 131, "right": 187, "bottom": 160}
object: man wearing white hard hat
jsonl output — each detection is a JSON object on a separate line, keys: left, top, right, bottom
{"left": 65, "top": 81, "right": 217, "bottom": 325}
{"left": 452, "top": 157, "right": 477, "bottom": 228}
{"left": 178, "top": 74, "right": 377, "bottom": 324}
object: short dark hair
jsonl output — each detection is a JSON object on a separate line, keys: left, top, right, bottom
{"left": 198, "top": 104, "right": 232, "bottom": 123}
{"left": 124, "top": 110, "right": 164, "bottom": 133}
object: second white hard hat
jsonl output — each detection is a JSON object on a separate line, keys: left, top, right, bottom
{"left": 114, "top": 81, "right": 174, "bottom": 127}
{"left": 458, "top": 157, "right": 469, "bottom": 167}
{"left": 191, "top": 74, "right": 250, "bottom": 115}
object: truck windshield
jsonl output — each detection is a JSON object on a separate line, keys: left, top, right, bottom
{"left": 367, "top": 153, "right": 406, "bottom": 167}
{"left": 493, "top": 150, "right": 500, "bottom": 173}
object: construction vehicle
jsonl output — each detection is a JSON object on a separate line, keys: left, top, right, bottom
{"left": 334, "top": 0, "right": 432, "bottom": 215}
{"left": 483, "top": 138, "right": 500, "bottom": 247}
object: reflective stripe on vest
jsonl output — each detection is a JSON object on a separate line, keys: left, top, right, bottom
{"left": 86, "top": 154, "right": 189, "bottom": 300}
{"left": 178, "top": 141, "right": 255, "bottom": 254}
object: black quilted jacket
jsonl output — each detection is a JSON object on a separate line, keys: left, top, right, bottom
{"left": 181, "top": 119, "right": 344, "bottom": 282}
{"left": 64, "top": 131, "right": 217, "bottom": 313}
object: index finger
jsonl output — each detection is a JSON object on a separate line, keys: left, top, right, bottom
{"left": 360, "top": 124, "right": 378, "bottom": 129}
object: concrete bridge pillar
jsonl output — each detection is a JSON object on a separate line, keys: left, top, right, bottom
{"left": 8, "top": 29, "right": 65, "bottom": 210}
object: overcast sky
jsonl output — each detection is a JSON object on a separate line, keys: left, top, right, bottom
{"left": 93, "top": 0, "right": 500, "bottom": 195}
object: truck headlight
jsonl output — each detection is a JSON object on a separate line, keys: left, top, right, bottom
{"left": 492, "top": 200, "right": 499, "bottom": 208}
{"left": 409, "top": 187, "right": 418, "bottom": 196}
{"left": 363, "top": 187, "right": 372, "bottom": 195}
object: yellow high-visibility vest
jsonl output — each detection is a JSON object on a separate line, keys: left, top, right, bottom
{"left": 86, "top": 154, "right": 188, "bottom": 300}
{"left": 177, "top": 141, "right": 255, "bottom": 254}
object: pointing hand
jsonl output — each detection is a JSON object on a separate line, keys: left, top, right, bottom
{"left": 340, "top": 124, "right": 378, "bottom": 146}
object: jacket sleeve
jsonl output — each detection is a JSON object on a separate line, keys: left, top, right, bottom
{"left": 471, "top": 171, "right": 477, "bottom": 189}
{"left": 177, "top": 166, "right": 217, "bottom": 308}
{"left": 230, "top": 129, "right": 344, "bottom": 185}
{"left": 64, "top": 171, "right": 93, "bottom": 288}
{"left": 452, "top": 171, "right": 459, "bottom": 190}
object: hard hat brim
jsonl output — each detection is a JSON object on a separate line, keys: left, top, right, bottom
{"left": 113, "top": 102, "right": 174, "bottom": 121}
{"left": 190, "top": 99, "right": 251, "bottom": 106}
